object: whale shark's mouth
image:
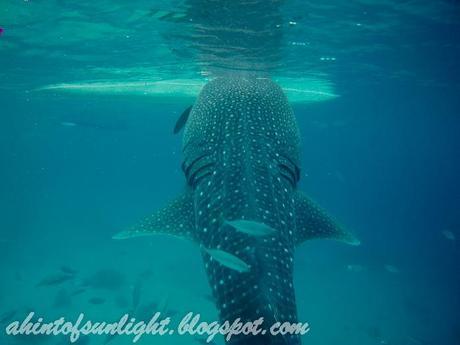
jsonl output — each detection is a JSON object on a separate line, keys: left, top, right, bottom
{"left": 36, "top": 77, "right": 339, "bottom": 104}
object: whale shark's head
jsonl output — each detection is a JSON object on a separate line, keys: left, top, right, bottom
{"left": 183, "top": 77, "right": 300, "bottom": 167}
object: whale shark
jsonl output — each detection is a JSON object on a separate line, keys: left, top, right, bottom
{"left": 114, "top": 77, "right": 359, "bottom": 345}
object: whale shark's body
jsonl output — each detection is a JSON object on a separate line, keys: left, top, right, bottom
{"left": 115, "top": 77, "right": 358, "bottom": 345}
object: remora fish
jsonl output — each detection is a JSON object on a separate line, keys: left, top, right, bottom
{"left": 36, "top": 272, "right": 74, "bottom": 287}
{"left": 114, "top": 77, "right": 359, "bottom": 345}
{"left": 225, "top": 219, "right": 277, "bottom": 237}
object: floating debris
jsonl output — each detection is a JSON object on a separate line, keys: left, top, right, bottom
{"left": 290, "top": 41, "right": 309, "bottom": 46}
{"left": 60, "top": 121, "right": 77, "bottom": 127}
{"left": 406, "top": 335, "right": 425, "bottom": 344}
{"left": 384, "top": 264, "right": 400, "bottom": 274}
{"left": 346, "top": 264, "right": 364, "bottom": 273}
{"left": 88, "top": 297, "right": 106, "bottom": 305}
{"left": 442, "top": 230, "right": 456, "bottom": 241}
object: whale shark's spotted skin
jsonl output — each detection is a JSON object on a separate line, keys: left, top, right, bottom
{"left": 115, "top": 77, "right": 359, "bottom": 345}
{"left": 183, "top": 78, "right": 300, "bottom": 344}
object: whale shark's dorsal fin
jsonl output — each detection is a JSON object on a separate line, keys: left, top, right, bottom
{"left": 294, "top": 191, "right": 360, "bottom": 246}
{"left": 173, "top": 105, "right": 192, "bottom": 134}
{"left": 112, "top": 190, "right": 196, "bottom": 241}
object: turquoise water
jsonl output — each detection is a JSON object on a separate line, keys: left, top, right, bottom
{"left": 1, "top": 1, "right": 459, "bottom": 345}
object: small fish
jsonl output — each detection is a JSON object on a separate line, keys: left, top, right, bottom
{"left": 0, "top": 310, "right": 16, "bottom": 324}
{"left": 203, "top": 293, "right": 215, "bottom": 303}
{"left": 442, "top": 230, "right": 456, "bottom": 241}
{"left": 139, "top": 267, "right": 154, "bottom": 280}
{"left": 196, "top": 337, "right": 217, "bottom": 345}
{"left": 225, "top": 219, "right": 276, "bottom": 237}
{"left": 53, "top": 289, "right": 72, "bottom": 308}
{"left": 384, "top": 264, "right": 400, "bottom": 274}
{"left": 131, "top": 277, "right": 143, "bottom": 312}
{"left": 56, "top": 334, "right": 91, "bottom": 345}
{"left": 406, "top": 335, "right": 424, "bottom": 345}
{"left": 36, "top": 273, "right": 74, "bottom": 287}
{"left": 60, "top": 265, "right": 78, "bottom": 275}
{"left": 88, "top": 297, "right": 105, "bottom": 305}
{"left": 366, "top": 325, "right": 382, "bottom": 339}
{"left": 83, "top": 269, "right": 125, "bottom": 291}
{"left": 114, "top": 295, "right": 130, "bottom": 309}
{"left": 134, "top": 301, "right": 158, "bottom": 321}
{"left": 165, "top": 308, "right": 178, "bottom": 318}
{"left": 0, "top": 28, "right": 4, "bottom": 36}
{"left": 204, "top": 248, "right": 251, "bottom": 273}
{"left": 70, "top": 288, "right": 86, "bottom": 297}
{"left": 156, "top": 294, "right": 169, "bottom": 315}
{"left": 104, "top": 333, "right": 118, "bottom": 344}
{"left": 134, "top": 299, "right": 177, "bottom": 322}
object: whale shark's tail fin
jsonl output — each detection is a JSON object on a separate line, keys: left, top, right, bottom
{"left": 294, "top": 191, "right": 360, "bottom": 246}
{"left": 112, "top": 190, "right": 196, "bottom": 242}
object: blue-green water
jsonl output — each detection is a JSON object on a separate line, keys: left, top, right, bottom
{"left": 1, "top": 1, "right": 459, "bottom": 345}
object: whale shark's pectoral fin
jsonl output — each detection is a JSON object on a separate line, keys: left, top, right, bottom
{"left": 173, "top": 105, "right": 192, "bottom": 134}
{"left": 294, "top": 191, "right": 360, "bottom": 246}
{"left": 112, "top": 191, "right": 196, "bottom": 241}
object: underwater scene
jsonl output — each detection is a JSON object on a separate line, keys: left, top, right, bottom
{"left": 1, "top": 1, "right": 459, "bottom": 345}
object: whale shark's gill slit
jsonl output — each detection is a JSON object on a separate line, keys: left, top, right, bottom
{"left": 279, "top": 163, "right": 297, "bottom": 187}
{"left": 278, "top": 153, "right": 301, "bottom": 182}
{"left": 190, "top": 162, "right": 214, "bottom": 177}
{"left": 279, "top": 170, "right": 296, "bottom": 188}
{"left": 189, "top": 163, "right": 215, "bottom": 186}
{"left": 183, "top": 153, "right": 216, "bottom": 188}
{"left": 183, "top": 153, "right": 209, "bottom": 175}
{"left": 192, "top": 171, "right": 214, "bottom": 188}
